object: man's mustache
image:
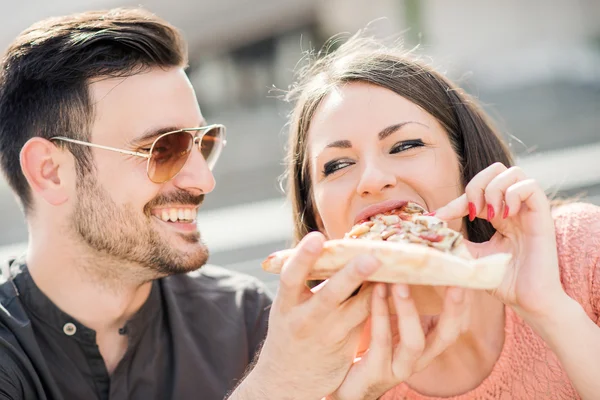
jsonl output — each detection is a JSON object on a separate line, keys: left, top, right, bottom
{"left": 145, "top": 192, "right": 205, "bottom": 211}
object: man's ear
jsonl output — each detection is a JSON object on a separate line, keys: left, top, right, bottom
{"left": 20, "top": 138, "right": 71, "bottom": 206}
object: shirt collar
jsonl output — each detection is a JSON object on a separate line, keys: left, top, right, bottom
{"left": 11, "top": 257, "right": 161, "bottom": 344}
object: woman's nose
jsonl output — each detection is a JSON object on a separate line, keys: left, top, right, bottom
{"left": 356, "top": 162, "right": 397, "bottom": 196}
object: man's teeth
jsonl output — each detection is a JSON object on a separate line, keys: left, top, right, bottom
{"left": 159, "top": 208, "right": 196, "bottom": 222}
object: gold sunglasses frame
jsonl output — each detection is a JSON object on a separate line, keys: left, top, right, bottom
{"left": 51, "top": 124, "right": 227, "bottom": 183}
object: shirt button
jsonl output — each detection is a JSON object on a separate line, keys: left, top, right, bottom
{"left": 63, "top": 322, "right": 77, "bottom": 336}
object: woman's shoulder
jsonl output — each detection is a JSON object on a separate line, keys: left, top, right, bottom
{"left": 552, "top": 201, "right": 600, "bottom": 241}
{"left": 552, "top": 199, "right": 600, "bottom": 218}
{"left": 551, "top": 201, "right": 600, "bottom": 319}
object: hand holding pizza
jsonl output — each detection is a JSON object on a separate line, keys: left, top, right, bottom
{"left": 435, "top": 162, "right": 567, "bottom": 319}
{"left": 247, "top": 231, "right": 382, "bottom": 400}
{"left": 327, "top": 283, "right": 471, "bottom": 400}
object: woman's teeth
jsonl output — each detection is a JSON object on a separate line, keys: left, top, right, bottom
{"left": 158, "top": 208, "right": 196, "bottom": 223}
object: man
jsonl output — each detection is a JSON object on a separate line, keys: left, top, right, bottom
{"left": 0, "top": 7, "right": 379, "bottom": 400}
{"left": 0, "top": 7, "right": 273, "bottom": 399}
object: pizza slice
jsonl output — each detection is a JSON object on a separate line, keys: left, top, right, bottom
{"left": 262, "top": 201, "right": 510, "bottom": 289}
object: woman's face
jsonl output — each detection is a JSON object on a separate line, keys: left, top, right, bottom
{"left": 307, "top": 82, "right": 464, "bottom": 239}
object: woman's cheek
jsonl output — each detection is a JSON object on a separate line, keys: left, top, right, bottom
{"left": 315, "top": 189, "right": 347, "bottom": 239}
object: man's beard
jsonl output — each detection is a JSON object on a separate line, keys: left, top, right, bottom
{"left": 70, "top": 173, "right": 209, "bottom": 278}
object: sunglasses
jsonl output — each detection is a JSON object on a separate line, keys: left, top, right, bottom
{"left": 51, "top": 124, "right": 227, "bottom": 183}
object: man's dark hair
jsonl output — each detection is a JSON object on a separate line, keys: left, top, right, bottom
{"left": 0, "top": 8, "right": 188, "bottom": 212}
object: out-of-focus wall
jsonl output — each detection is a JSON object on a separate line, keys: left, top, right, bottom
{"left": 1, "top": 1, "right": 599, "bottom": 292}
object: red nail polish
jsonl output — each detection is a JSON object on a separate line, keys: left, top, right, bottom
{"left": 487, "top": 204, "right": 495, "bottom": 221}
{"left": 425, "top": 211, "right": 436, "bottom": 216}
{"left": 468, "top": 202, "right": 477, "bottom": 221}
{"left": 503, "top": 205, "right": 509, "bottom": 219}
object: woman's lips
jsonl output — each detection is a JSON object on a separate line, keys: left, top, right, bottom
{"left": 354, "top": 199, "right": 429, "bottom": 224}
{"left": 354, "top": 199, "right": 409, "bottom": 224}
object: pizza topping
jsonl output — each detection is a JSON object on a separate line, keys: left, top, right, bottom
{"left": 370, "top": 222, "right": 387, "bottom": 233}
{"left": 381, "top": 229, "right": 400, "bottom": 240}
{"left": 347, "top": 223, "right": 371, "bottom": 237}
{"left": 379, "top": 215, "right": 401, "bottom": 225}
{"left": 363, "top": 231, "right": 384, "bottom": 241}
{"left": 419, "top": 233, "right": 444, "bottom": 242}
{"left": 345, "top": 201, "right": 463, "bottom": 253}
{"left": 413, "top": 215, "right": 445, "bottom": 230}
{"left": 402, "top": 202, "right": 428, "bottom": 214}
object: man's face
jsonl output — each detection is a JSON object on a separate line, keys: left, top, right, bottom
{"left": 71, "top": 67, "right": 215, "bottom": 277}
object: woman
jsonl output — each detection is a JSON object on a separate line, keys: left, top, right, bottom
{"left": 282, "top": 33, "right": 600, "bottom": 399}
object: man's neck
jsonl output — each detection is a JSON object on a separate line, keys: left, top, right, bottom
{"left": 25, "top": 231, "right": 154, "bottom": 335}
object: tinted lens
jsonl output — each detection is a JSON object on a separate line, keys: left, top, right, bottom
{"left": 201, "top": 125, "right": 225, "bottom": 170}
{"left": 147, "top": 131, "right": 193, "bottom": 183}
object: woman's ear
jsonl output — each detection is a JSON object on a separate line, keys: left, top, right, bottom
{"left": 20, "top": 138, "right": 70, "bottom": 206}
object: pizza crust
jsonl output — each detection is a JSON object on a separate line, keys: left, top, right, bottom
{"left": 262, "top": 239, "right": 510, "bottom": 289}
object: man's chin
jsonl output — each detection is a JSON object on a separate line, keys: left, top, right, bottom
{"left": 152, "top": 247, "right": 209, "bottom": 277}
{"left": 175, "top": 231, "right": 201, "bottom": 244}
{"left": 152, "top": 218, "right": 202, "bottom": 245}
{"left": 150, "top": 237, "right": 209, "bottom": 276}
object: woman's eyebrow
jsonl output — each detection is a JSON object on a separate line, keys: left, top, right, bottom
{"left": 325, "top": 140, "right": 352, "bottom": 149}
{"left": 378, "top": 121, "right": 429, "bottom": 141}
{"left": 319, "top": 120, "right": 430, "bottom": 155}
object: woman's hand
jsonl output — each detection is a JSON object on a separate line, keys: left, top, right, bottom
{"left": 435, "top": 162, "right": 567, "bottom": 319}
{"left": 327, "top": 284, "right": 471, "bottom": 400}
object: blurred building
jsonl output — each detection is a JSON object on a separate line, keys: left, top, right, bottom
{"left": 1, "top": 0, "right": 599, "bottom": 291}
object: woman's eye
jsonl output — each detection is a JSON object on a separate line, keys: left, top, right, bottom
{"left": 322, "top": 159, "right": 353, "bottom": 176}
{"left": 390, "top": 139, "right": 425, "bottom": 154}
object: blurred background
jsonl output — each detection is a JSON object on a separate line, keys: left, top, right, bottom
{"left": 1, "top": 0, "right": 599, "bottom": 294}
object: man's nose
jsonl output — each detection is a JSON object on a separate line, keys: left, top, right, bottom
{"left": 171, "top": 147, "right": 216, "bottom": 194}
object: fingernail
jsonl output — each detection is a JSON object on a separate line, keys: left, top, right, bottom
{"left": 503, "top": 205, "right": 509, "bottom": 219}
{"left": 487, "top": 204, "right": 495, "bottom": 221}
{"left": 377, "top": 284, "right": 387, "bottom": 298}
{"left": 425, "top": 211, "right": 436, "bottom": 216}
{"left": 451, "top": 288, "right": 465, "bottom": 303}
{"left": 394, "top": 284, "right": 410, "bottom": 299}
{"left": 468, "top": 202, "right": 477, "bottom": 222}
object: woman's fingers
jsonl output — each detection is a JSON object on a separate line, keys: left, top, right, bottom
{"left": 504, "top": 178, "right": 550, "bottom": 217}
{"left": 483, "top": 166, "right": 528, "bottom": 221}
{"left": 334, "top": 285, "right": 472, "bottom": 397}
{"left": 463, "top": 162, "right": 509, "bottom": 221}
{"left": 435, "top": 163, "right": 549, "bottom": 229}
{"left": 414, "top": 287, "right": 470, "bottom": 372}
{"left": 435, "top": 162, "right": 509, "bottom": 222}
{"left": 390, "top": 284, "right": 426, "bottom": 378}
{"left": 366, "top": 284, "right": 393, "bottom": 366}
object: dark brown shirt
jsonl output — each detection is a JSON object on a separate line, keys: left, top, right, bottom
{"left": 0, "top": 257, "right": 271, "bottom": 400}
